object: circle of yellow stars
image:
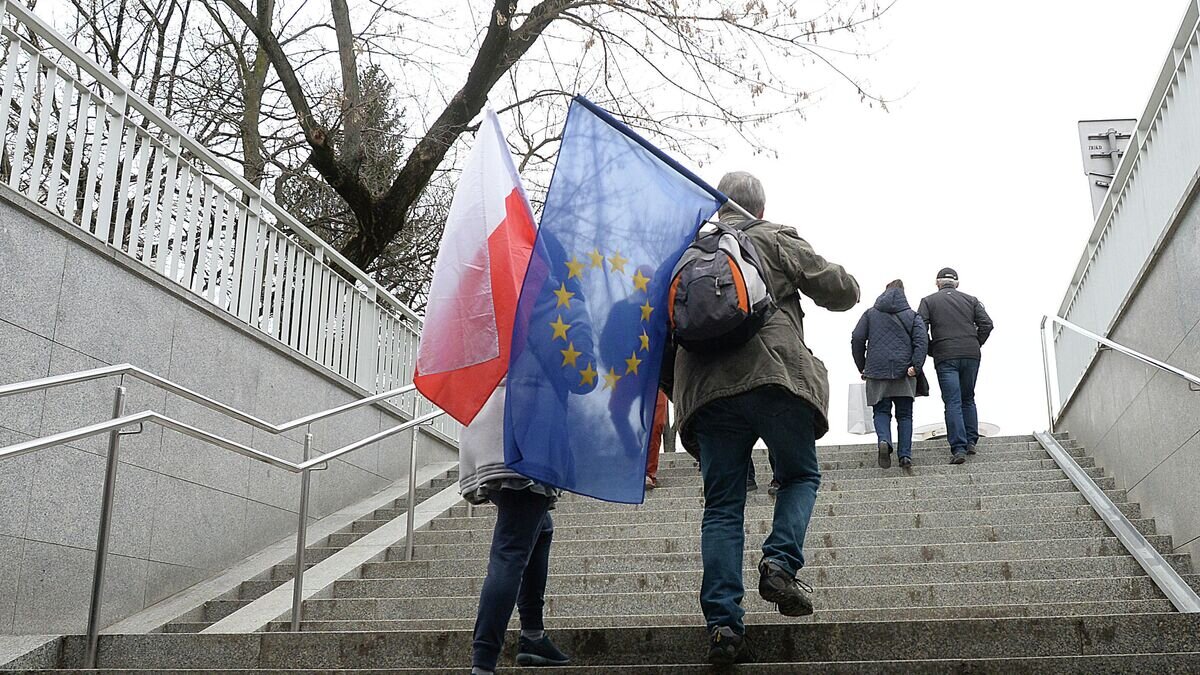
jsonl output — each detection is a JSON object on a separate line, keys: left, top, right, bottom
{"left": 548, "top": 248, "right": 655, "bottom": 390}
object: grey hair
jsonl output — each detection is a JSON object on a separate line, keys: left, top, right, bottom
{"left": 717, "top": 171, "right": 766, "bottom": 218}
{"left": 936, "top": 279, "right": 960, "bottom": 289}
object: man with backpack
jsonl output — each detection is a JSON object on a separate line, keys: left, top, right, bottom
{"left": 664, "top": 171, "right": 859, "bottom": 665}
{"left": 918, "top": 268, "right": 994, "bottom": 464}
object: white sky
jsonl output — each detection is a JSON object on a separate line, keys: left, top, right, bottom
{"left": 708, "top": 0, "right": 1187, "bottom": 444}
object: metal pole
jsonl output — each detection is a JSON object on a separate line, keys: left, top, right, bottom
{"left": 1039, "top": 317, "right": 1056, "bottom": 433}
{"left": 84, "top": 385, "right": 126, "bottom": 670}
{"left": 466, "top": 500, "right": 474, "bottom": 518}
{"left": 404, "top": 412, "right": 420, "bottom": 561}
{"left": 290, "top": 432, "right": 314, "bottom": 631}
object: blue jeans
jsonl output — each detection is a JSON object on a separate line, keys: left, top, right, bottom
{"left": 472, "top": 488, "right": 554, "bottom": 671}
{"left": 692, "top": 388, "right": 821, "bottom": 634}
{"left": 872, "top": 397, "right": 914, "bottom": 459}
{"left": 935, "top": 358, "right": 980, "bottom": 455}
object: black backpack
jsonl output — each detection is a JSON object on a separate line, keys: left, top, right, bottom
{"left": 667, "top": 220, "right": 776, "bottom": 352}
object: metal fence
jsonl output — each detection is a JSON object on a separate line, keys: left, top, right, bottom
{"left": 1053, "top": 0, "right": 1200, "bottom": 412}
{"left": 0, "top": 0, "right": 456, "bottom": 440}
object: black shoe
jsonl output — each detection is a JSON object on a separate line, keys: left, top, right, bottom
{"left": 899, "top": 456, "right": 912, "bottom": 468}
{"left": 516, "top": 634, "right": 571, "bottom": 667}
{"left": 746, "top": 480, "right": 759, "bottom": 492}
{"left": 877, "top": 440, "right": 893, "bottom": 469}
{"left": 758, "top": 558, "right": 814, "bottom": 617}
{"left": 767, "top": 480, "right": 780, "bottom": 497}
{"left": 707, "top": 626, "right": 751, "bottom": 665}
{"left": 950, "top": 453, "right": 966, "bottom": 465}
{"left": 966, "top": 443, "right": 977, "bottom": 455}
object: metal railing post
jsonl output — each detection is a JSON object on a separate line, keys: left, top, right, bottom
{"left": 84, "top": 385, "right": 126, "bottom": 670}
{"left": 290, "top": 432, "right": 314, "bottom": 631}
{"left": 404, "top": 407, "right": 420, "bottom": 561}
{"left": 1039, "top": 317, "right": 1056, "bottom": 433}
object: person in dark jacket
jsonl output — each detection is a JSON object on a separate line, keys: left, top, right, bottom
{"left": 918, "top": 268, "right": 994, "bottom": 464}
{"left": 851, "top": 280, "right": 928, "bottom": 469}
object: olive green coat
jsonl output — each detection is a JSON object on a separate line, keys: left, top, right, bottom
{"left": 667, "top": 215, "right": 860, "bottom": 454}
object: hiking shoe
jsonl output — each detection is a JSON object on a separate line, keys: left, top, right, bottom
{"left": 758, "top": 558, "right": 814, "bottom": 617}
{"left": 966, "top": 443, "right": 977, "bottom": 455}
{"left": 899, "top": 456, "right": 912, "bottom": 468}
{"left": 767, "top": 480, "right": 781, "bottom": 497}
{"left": 877, "top": 440, "right": 893, "bottom": 468}
{"left": 707, "top": 626, "right": 750, "bottom": 665}
{"left": 516, "top": 634, "right": 571, "bottom": 667}
{"left": 950, "top": 453, "right": 967, "bottom": 465}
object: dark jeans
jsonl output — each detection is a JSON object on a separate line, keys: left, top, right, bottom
{"left": 935, "top": 358, "right": 980, "bottom": 455}
{"left": 872, "top": 396, "right": 914, "bottom": 459}
{"left": 472, "top": 487, "right": 554, "bottom": 671}
{"left": 692, "top": 388, "right": 821, "bottom": 634}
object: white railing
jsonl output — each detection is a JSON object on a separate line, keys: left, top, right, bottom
{"left": 1054, "top": 0, "right": 1200, "bottom": 408}
{"left": 0, "top": 1, "right": 456, "bottom": 440}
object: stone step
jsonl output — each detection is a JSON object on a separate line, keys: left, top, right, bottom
{"left": 362, "top": 535, "right": 1174, "bottom": 578}
{"left": 441, "top": 488, "right": 1123, "bottom": 519}
{"left": 400, "top": 504, "right": 1141, "bottom": 546}
{"left": 403, "top": 518, "right": 1160, "bottom": 561}
{"left": 200, "top": 598, "right": 250, "bottom": 623}
{"left": 650, "top": 457, "right": 1094, "bottom": 483}
{"left": 300, "top": 575, "right": 1195, "bottom": 620}
{"left": 332, "top": 554, "right": 1187, "bottom": 599}
{"left": 56, "top": 613, "right": 1199, "bottom": 670}
{"left": 261, "top": 599, "right": 1179, "bottom": 633}
{"left": 651, "top": 444, "right": 1084, "bottom": 474}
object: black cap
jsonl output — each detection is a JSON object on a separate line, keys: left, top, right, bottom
{"left": 936, "top": 267, "right": 958, "bottom": 281}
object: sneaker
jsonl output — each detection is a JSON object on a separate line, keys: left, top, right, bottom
{"left": 645, "top": 475, "right": 657, "bottom": 490}
{"left": 767, "top": 479, "right": 781, "bottom": 497}
{"left": 707, "top": 626, "right": 750, "bottom": 665}
{"left": 966, "top": 443, "right": 977, "bottom": 455}
{"left": 516, "top": 634, "right": 571, "bottom": 667}
{"left": 758, "top": 558, "right": 814, "bottom": 617}
{"left": 877, "top": 440, "right": 893, "bottom": 469}
{"left": 950, "top": 453, "right": 966, "bottom": 465}
{"left": 899, "top": 456, "right": 912, "bottom": 468}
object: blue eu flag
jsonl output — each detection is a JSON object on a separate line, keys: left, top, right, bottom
{"left": 504, "top": 96, "right": 726, "bottom": 503}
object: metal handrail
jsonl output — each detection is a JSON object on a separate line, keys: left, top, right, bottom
{"left": 0, "top": 363, "right": 419, "bottom": 434}
{"left": 0, "top": 366, "right": 449, "bottom": 667}
{"left": 1039, "top": 315, "right": 1200, "bottom": 429}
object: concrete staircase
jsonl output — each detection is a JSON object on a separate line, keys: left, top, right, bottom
{"left": 11, "top": 434, "right": 1200, "bottom": 671}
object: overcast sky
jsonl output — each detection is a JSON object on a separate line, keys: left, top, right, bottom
{"left": 706, "top": 0, "right": 1186, "bottom": 444}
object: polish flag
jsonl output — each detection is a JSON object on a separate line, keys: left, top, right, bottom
{"left": 413, "top": 109, "right": 536, "bottom": 424}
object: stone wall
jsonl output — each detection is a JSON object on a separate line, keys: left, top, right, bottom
{"left": 0, "top": 188, "right": 455, "bottom": 634}
{"left": 1057, "top": 185, "right": 1200, "bottom": 567}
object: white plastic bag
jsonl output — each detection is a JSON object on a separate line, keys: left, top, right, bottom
{"left": 846, "top": 382, "right": 872, "bottom": 435}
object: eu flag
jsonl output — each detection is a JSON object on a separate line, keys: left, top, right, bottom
{"left": 504, "top": 96, "right": 726, "bottom": 503}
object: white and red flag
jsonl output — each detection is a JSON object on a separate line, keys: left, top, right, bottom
{"left": 413, "top": 109, "right": 536, "bottom": 424}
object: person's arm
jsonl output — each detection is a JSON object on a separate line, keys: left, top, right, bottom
{"left": 851, "top": 312, "right": 869, "bottom": 373}
{"left": 974, "top": 298, "right": 994, "bottom": 346}
{"left": 911, "top": 313, "right": 929, "bottom": 370}
{"left": 775, "top": 227, "right": 860, "bottom": 311}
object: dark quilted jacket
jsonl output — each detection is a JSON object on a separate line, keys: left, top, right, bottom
{"left": 851, "top": 288, "right": 928, "bottom": 380}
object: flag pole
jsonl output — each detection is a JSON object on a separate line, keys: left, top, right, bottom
{"left": 724, "top": 199, "right": 756, "bottom": 219}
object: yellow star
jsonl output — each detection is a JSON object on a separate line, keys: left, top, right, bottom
{"left": 640, "top": 300, "right": 654, "bottom": 321}
{"left": 603, "top": 369, "right": 622, "bottom": 390}
{"left": 632, "top": 269, "right": 651, "bottom": 292}
{"left": 608, "top": 250, "right": 628, "bottom": 274}
{"left": 625, "top": 351, "right": 643, "bottom": 376}
{"left": 549, "top": 315, "right": 570, "bottom": 341}
{"left": 553, "top": 283, "right": 575, "bottom": 309}
{"left": 588, "top": 249, "right": 605, "bottom": 269}
{"left": 579, "top": 362, "right": 597, "bottom": 386}
{"left": 639, "top": 329, "right": 651, "bottom": 352}
{"left": 565, "top": 256, "right": 585, "bottom": 280}
{"left": 560, "top": 342, "right": 582, "bottom": 368}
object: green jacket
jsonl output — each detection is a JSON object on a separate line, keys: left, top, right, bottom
{"left": 666, "top": 215, "right": 860, "bottom": 454}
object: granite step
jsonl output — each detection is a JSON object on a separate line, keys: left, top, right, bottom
{"left": 650, "top": 457, "right": 1094, "bottom": 482}
{"left": 651, "top": 444, "right": 1084, "bottom": 474}
{"left": 361, "top": 535, "right": 1174, "bottom": 578}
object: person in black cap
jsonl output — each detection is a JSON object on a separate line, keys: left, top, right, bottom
{"left": 917, "top": 268, "right": 994, "bottom": 463}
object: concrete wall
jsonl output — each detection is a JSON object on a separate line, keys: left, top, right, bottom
{"left": 1058, "top": 184, "right": 1200, "bottom": 567}
{"left": 0, "top": 188, "right": 455, "bottom": 635}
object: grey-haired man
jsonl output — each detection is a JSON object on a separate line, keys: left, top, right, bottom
{"left": 918, "top": 268, "right": 994, "bottom": 463}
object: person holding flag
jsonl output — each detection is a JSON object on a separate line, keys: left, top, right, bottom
{"left": 414, "top": 109, "right": 570, "bottom": 674}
